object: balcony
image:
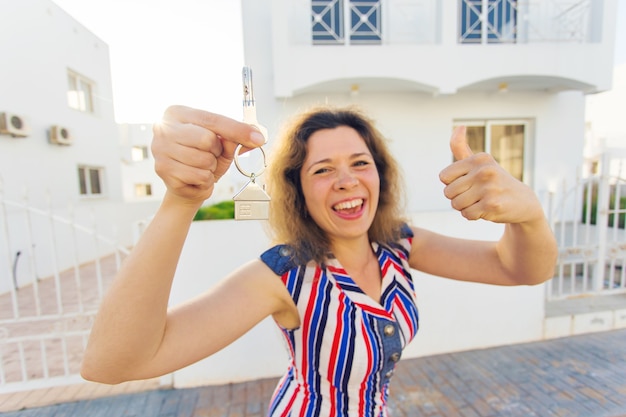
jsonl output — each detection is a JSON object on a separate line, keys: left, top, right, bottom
{"left": 270, "top": 0, "right": 617, "bottom": 97}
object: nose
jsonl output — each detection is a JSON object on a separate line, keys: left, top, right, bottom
{"left": 334, "top": 169, "right": 358, "bottom": 190}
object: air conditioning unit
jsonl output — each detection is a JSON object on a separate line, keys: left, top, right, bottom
{"left": 0, "top": 112, "right": 30, "bottom": 137}
{"left": 49, "top": 125, "right": 73, "bottom": 145}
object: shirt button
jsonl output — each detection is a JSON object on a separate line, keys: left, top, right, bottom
{"left": 279, "top": 246, "right": 292, "bottom": 256}
{"left": 390, "top": 352, "right": 401, "bottom": 362}
{"left": 385, "top": 369, "right": 394, "bottom": 378}
{"left": 383, "top": 324, "right": 395, "bottom": 337}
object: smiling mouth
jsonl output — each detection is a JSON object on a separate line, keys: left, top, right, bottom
{"left": 333, "top": 198, "right": 364, "bottom": 213}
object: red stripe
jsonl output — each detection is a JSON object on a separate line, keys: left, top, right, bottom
{"left": 327, "top": 289, "right": 348, "bottom": 415}
{"left": 381, "top": 257, "right": 404, "bottom": 277}
{"left": 281, "top": 385, "right": 299, "bottom": 417}
{"left": 395, "top": 298, "right": 415, "bottom": 339}
{"left": 359, "top": 320, "right": 373, "bottom": 416}
{"left": 299, "top": 268, "right": 322, "bottom": 417}
{"left": 354, "top": 301, "right": 392, "bottom": 319}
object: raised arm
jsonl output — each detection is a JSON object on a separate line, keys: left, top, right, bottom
{"left": 81, "top": 106, "right": 295, "bottom": 384}
{"left": 409, "top": 127, "right": 558, "bottom": 286}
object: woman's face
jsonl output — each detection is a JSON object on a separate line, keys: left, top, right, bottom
{"left": 300, "top": 126, "right": 380, "bottom": 245}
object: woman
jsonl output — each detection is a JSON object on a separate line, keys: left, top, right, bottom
{"left": 81, "top": 105, "right": 557, "bottom": 416}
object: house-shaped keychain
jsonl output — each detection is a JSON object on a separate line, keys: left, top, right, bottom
{"left": 233, "top": 179, "right": 271, "bottom": 220}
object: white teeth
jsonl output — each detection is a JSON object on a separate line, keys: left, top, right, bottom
{"left": 333, "top": 198, "right": 363, "bottom": 211}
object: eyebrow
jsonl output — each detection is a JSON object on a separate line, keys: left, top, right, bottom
{"left": 305, "top": 152, "right": 372, "bottom": 172}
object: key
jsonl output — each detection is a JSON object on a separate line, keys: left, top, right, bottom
{"left": 233, "top": 66, "right": 271, "bottom": 220}
{"left": 242, "top": 66, "right": 268, "bottom": 143}
{"left": 233, "top": 174, "right": 271, "bottom": 220}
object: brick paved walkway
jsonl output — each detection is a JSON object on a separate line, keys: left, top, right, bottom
{"left": 1, "top": 329, "right": 625, "bottom": 417}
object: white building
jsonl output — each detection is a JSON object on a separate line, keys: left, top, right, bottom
{"left": 244, "top": 0, "right": 616, "bottom": 212}
{"left": 0, "top": 0, "right": 622, "bottom": 393}
{"left": 586, "top": 63, "right": 626, "bottom": 148}
{"left": 0, "top": 1, "right": 160, "bottom": 291}
{"left": 167, "top": 0, "right": 624, "bottom": 388}
{"left": 118, "top": 123, "right": 167, "bottom": 203}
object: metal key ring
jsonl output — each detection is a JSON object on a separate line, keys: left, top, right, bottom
{"left": 233, "top": 144, "right": 267, "bottom": 178}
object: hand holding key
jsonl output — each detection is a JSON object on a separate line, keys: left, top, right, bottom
{"left": 151, "top": 106, "right": 265, "bottom": 206}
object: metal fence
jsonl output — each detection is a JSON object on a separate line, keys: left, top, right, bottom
{"left": 0, "top": 190, "right": 129, "bottom": 394}
{"left": 548, "top": 151, "right": 626, "bottom": 300}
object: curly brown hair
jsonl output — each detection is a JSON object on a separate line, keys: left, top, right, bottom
{"left": 266, "top": 105, "right": 407, "bottom": 263}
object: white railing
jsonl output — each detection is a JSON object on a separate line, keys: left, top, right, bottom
{"left": 548, "top": 152, "right": 626, "bottom": 300}
{"left": 0, "top": 187, "right": 130, "bottom": 393}
{"left": 295, "top": 0, "right": 598, "bottom": 46}
{"left": 459, "top": 0, "right": 593, "bottom": 44}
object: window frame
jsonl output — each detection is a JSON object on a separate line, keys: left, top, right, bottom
{"left": 67, "top": 70, "right": 96, "bottom": 113}
{"left": 453, "top": 119, "right": 533, "bottom": 186}
{"left": 131, "top": 145, "right": 150, "bottom": 162}
{"left": 459, "top": 0, "right": 518, "bottom": 44}
{"left": 134, "top": 183, "right": 153, "bottom": 197}
{"left": 77, "top": 165, "right": 106, "bottom": 198}
{"left": 312, "top": 0, "right": 382, "bottom": 45}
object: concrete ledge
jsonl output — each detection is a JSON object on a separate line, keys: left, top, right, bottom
{"left": 572, "top": 311, "right": 614, "bottom": 334}
{"left": 544, "top": 316, "right": 572, "bottom": 339}
{"left": 615, "top": 308, "right": 626, "bottom": 329}
{"left": 544, "top": 294, "right": 626, "bottom": 339}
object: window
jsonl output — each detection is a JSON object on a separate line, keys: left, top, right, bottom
{"left": 134, "top": 183, "right": 153, "bottom": 197}
{"left": 454, "top": 121, "right": 528, "bottom": 182}
{"left": 459, "top": 0, "right": 517, "bottom": 44}
{"left": 131, "top": 146, "right": 149, "bottom": 162}
{"left": 312, "top": 0, "right": 382, "bottom": 45}
{"left": 78, "top": 166, "right": 104, "bottom": 196}
{"left": 67, "top": 70, "right": 95, "bottom": 113}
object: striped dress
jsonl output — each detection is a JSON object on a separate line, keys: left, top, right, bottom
{"left": 260, "top": 227, "right": 419, "bottom": 417}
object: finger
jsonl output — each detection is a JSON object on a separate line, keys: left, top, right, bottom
{"left": 442, "top": 174, "right": 472, "bottom": 201}
{"left": 154, "top": 156, "right": 215, "bottom": 188}
{"left": 448, "top": 187, "right": 480, "bottom": 214}
{"left": 153, "top": 124, "right": 221, "bottom": 171}
{"left": 161, "top": 105, "right": 265, "bottom": 149}
{"left": 450, "top": 126, "right": 473, "bottom": 161}
{"left": 212, "top": 138, "right": 256, "bottom": 181}
{"left": 167, "top": 121, "right": 224, "bottom": 155}
{"left": 459, "top": 204, "right": 484, "bottom": 221}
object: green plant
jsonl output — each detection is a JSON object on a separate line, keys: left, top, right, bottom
{"left": 581, "top": 184, "right": 625, "bottom": 228}
{"left": 193, "top": 200, "right": 235, "bottom": 221}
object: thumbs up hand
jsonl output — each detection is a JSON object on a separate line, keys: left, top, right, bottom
{"left": 439, "top": 126, "right": 543, "bottom": 224}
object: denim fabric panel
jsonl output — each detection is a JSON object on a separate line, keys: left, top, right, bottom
{"left": 375, "top": 319, "right": 403, "bottom": 390}
{"left": 400, "top": 223, "right": 414, "bottom": 239}
{"left": 260, "top": 245, "right": 297, "bottom": 275}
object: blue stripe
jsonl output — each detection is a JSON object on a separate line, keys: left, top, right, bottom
{"left": 362, "top": 314, "right": 382, "bottom": 415}
{"left": 332, "top": 273, "right": 365, "bottom": 293}
{"left": 290, "top": 266, "right": 305, "bottom": 304}
{"left": 338, "top": 304, "right": 357, "bottom": 415}
{"left": 305, "top": 271, "right": 332, "bottom": 417}
{"left": 268, "top": 366, "right": 294, "bottom": 415}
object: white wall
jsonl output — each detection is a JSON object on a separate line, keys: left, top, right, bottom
{"left": 169, "top": 214, "right": 546, "bottom": 387}
{"left": 118, "top": 123, "right": 167, "bottom": 202}
{"left": 241, "top": 1, "right": 590, "bottom": 217}
{"left": 586, "top": 63, "right": 626, "bottom": 149}
{"left": 0, "top": 0, "right": 121, "bottom": 207}
{"left": 267, "top": 0, "right": 617, "bottom": 97}
{"left": 0, "top": 1, "right": 161, "bottom": 291}
{"left": 256, "top": 90, "right": 585, "bottom": 216}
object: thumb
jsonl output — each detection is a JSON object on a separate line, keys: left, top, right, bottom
{"left": 450, "top": 126, "right": 473, "bottom": 161}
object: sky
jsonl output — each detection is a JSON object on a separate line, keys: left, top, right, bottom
{"left": 52, "top": 0, "right": 626, "bottom": 124}
{"left": 51, "top": 0, "right": 245, "bottom": 123}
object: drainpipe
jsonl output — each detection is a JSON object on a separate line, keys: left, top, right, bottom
{"left": 12, "top": 250, "right": 21, "bottom": 290}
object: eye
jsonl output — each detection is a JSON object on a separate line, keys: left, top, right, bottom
{"left": 353, "top": 160, "right": 371, "bottom": 167}
{"left": 313, "top": 167, "right": 330, "bottom": 175}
